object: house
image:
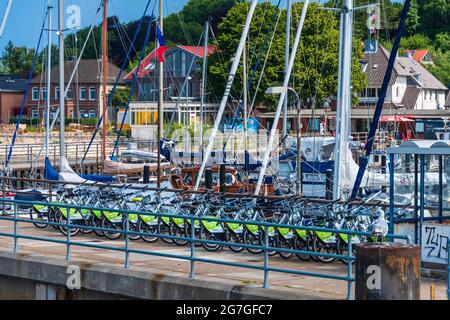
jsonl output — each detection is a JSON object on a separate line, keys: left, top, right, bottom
{"left": 0, "top": 75, "right": 26, "bottom": 124}
{"left": 355, "top": 43, "right": 449, "bottom": 137}
{"left": 27, "top": 59, "right": 125, "bottom": 121}
{"left": 120, "top": 45, "right": 219, "bottom": 138}
{"left": 258, "top": 43, "right": 450, "bottom": 141}
{"left": 404, "top": 49, "right": 434, "bottom": 65}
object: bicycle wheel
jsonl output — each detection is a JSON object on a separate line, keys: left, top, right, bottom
{"left": 91, "top": 216, "right": 104, "bottom": 237}
{"left": 275, "top": 234, "right": 293, "bottom": 259}
{"left": 199, "top": 226, "right": 222, "bottom": 252}
{"left": 336, "top": 236, "right": 357, "bottom": 265}
{"left": 122, "top": 220, "right": 141, "bottom": 241}
{"left": 312, "top": 237, "right": 336, "bottom": 264}
{"left": 293, "top": 234, "right": 311, "bottom": 261}
{"left": 58, "top": 213, "right": 80, "bottom": 237}
{"left": 225, "top": 229, "right": 244, "bottom": 253}
{"left": 157, "top": 219, "right": 173, "bottom": 244}
{"left": 243, "top": 228, "right": 262, "bottom": 254}
{"left": 169, "top": 222, "right": 189, "bottom": 246}
{"left": 29, "top": 208, "right": 48, "bottom": 229}
{"left": 138, "top": 220, "right": 159, "bottom": 243}
{"left": 259, "top": 228, "right": 277, "bottom": 257}
{"left": 101, "top": 217, "right": 122, "bottom": 240}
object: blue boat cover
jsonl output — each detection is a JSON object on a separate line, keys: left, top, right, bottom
{"left": 45, "top": 157, "right": 59, "bottom": 181}
{"left": 81, "top": 174, "right": 115, "bottom": 183}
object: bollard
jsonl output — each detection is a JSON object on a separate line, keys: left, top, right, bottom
{"left": 219, "top": 164, "right": 226, "bottom": 193}
{"left": 355, "top": 243, "right": 420, "bottom": 300}
{"left": 326, "top": 169, "right": 333, "bottom": 200}
{"left": 143, "top": 166, "right": 150, "bottom": 184}
{"left": 205, "top": 169, "right": 213, "bottom": 190}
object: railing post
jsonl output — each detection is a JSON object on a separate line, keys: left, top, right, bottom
{"left": 419, "top": 154, "right": 425, "bottom": 246}
{"left": 447, "top": 239, "right": 450, "bottom": 301}
{"left": 66, "top": 206, "right": 71, "bottom": 261}
{"left": 125, "top": 212, "right": 130, "bottom": 269}
{"left": 347, "top": 235, "right": 353, "bottom": 300}
{"left": 389, "top": 153, "right": 395, "bottom": 237}
{"left": 2, "top": 177, "right": 5, "bottom": 216}
{"left": 13, "top": 202, "right": 18, "bottom": 253}
{"left": 263, "top": 225, "right": 269, "bottom": 289}
{"left": 189, "top": 217, "right": 196, "bottom": 279}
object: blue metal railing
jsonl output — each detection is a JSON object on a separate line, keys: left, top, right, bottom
{"left": 448, "top": 239, "right": 450, "bottom": 300}
{"left": 0, "top": 196, "right": 411, "bottom": 300}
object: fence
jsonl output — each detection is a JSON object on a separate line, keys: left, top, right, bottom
{"left": 0, "top": 139, "right": 158, "bottom": 168}
{"left": 0, "top": 180, "right": 412, "bottom": 300}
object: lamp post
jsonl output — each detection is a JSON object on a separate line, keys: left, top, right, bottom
{"left": 265, "top": 86, "right": 302, "bottom": 196}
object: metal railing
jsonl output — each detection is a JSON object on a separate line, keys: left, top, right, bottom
{"left": 448, "top": 239, "right": 450, "bottom": 300}
{"left": 0, "top": 139, "right": 158, "bottom": 168}
{"left": 0, "top": 194, "right": 411, "bottom": 300}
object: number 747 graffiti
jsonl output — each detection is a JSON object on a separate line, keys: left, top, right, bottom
{"left": 423, "top": 226, "right": 449, "bottom": 262}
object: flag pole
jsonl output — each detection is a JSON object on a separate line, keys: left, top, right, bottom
{"left": 157, "top": 0, "right": 164, "bottom": 188}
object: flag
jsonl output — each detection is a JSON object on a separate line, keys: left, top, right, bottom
{"left": 156, "top": 26, "right": 166, "bottom": 63}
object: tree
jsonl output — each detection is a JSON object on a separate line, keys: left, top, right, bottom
{"left": 426, "top": 50, "right": 450, "bottom": 86}
{"left": 0, "top": 41, "right": 41, "bottom": 77}
{"left": 208, "top": 2, "right": 366, "bottom": 110}
{"left": 111, "top": 87, "right": 132, "bottom": 107}
{"left": 406, "top": 0, "right": 420, "bottom": 36}
{"left": 400, "top": 34, "right": 432, "bottom": 51}
{"left": 436, "top": 32, "right": 450, "bottom": 52}
{"left": 164, "top": 0, "right": 238, "bottom": 45}
{"left": 417, "top": 0, "right": 450, "bottom": 37}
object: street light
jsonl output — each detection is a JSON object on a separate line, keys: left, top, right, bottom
{"left": 265, "top": 86, "right": 302, "bottom": 196}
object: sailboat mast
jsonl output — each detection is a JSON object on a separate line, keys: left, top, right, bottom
{"left": 254, "top": 0, "right": 310, "bottom": 196}
{"left": 102, "top": 0, "right": 108, "bottom": 163}
{"left": 283, "top": 0, "right": 291, "bottom": 139}
{"left": 194, "top": 0, "right": 258, "bottom": 191}
{"left": 157, "top": 0, "right": 164, "bottom": 188}
{"left": 0, "top": 0, "right": 13, "bottom": 40}
{"left": 332, "top": 0, "right": 353, "bottom": 200}
{"left": 58, "top": 0, "right": 65, "bottom": 167}
{"left": 46, "top": 0, "right": 52, "bottom": 158}
{"left": 199, "top": 20, "right": 209, "bottom": 154}
{"left": 243, "top": 39, "right": 248, "bottom": 177}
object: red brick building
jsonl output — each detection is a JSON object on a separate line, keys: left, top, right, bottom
{"left": 27, "top": 59, "right": 124, "bottom": 121}
{"left": 0, "top": 75, "right": 26, "bottom": 124}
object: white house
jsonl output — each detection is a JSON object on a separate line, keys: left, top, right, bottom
{"left": 359, "top": 44, "right": 447, "bottom": 111}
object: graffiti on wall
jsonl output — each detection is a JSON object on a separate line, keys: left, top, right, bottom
{"left": 421, "top": 224, "right": 449, "bottom": 264}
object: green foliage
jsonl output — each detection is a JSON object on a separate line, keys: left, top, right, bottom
{"left": 0, "top": 41, "right": 41, "bottom": 77}
{"left": 417, "top": 0, "right": 450, "bottom": 37}
{"left": 208, "top": 2, "right": 366, "bottom": 109}
{"left": 164, "top": 0, "right": 237, "bottom": 44}
{"left": 80, "top": 118, "right": 99, "bottom": 127}
{"left": 111, "top": 87, "right": 132, "bottom": 107}
{"left": 436, "top": 32, "right": 450, "bottom": 52}
{"left": 400, "top": 34, "right": 432, "bottom": 52}
{"left": 426, "top": 50, "right": 450, "bottom": 86}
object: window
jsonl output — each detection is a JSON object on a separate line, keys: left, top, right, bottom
{"left": 70, "top": 111, "right": 74, "bottom": 119}
{"left": 396, "top": 87, "right": 400, "bottom": 98}
{"left": 79, "top": 87, "right": 86, "bottom": 100}
{"left": 32, "top": 87, "right": 39, "bottom": 101}
{"left": 89, "top": 110, "right": 96, "bottom": 118}
{"left": 31, "top": 110, "right": 38, "bottom": 119}
{"left": 308, "top": 119, "right": 320, "bottom": 132}
{"left": 55, "top": 87, "right": 60, "bottom": 100}
{"left": 41, "top": 88, "right": 48, "bottom": 101}
{"left": 435, "top": 91, "right": 438, "bottom": 101}
{"left": 67, "top": 87, "right": 74, "bottom": 100}
{"left": 89, "top": 87, "right": 96, "bottom": 100}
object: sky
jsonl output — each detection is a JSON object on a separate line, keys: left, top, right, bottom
{"left": 0, "top": 0, "right": 403, "bottom": 52}
{"left": 0, "top": 0, "right": 187, "bottom": 52}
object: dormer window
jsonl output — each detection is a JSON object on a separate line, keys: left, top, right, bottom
{"left": 372, "top": 64, "right": 379, "bottom": 70}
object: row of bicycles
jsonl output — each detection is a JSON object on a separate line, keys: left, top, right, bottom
{"left": 24, "top": 184, "right": 391, "bottom": 265}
